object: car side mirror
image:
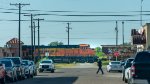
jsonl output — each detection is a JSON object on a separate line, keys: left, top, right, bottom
{"left": 12, "top": 65, "right": 15, "bottom": 68}
{"left": 121, "top": 62, "right": 125, "bottom": 66}
{"left": 131, "top": 61, "right": 133, "bottom": 64}
{"left": 21, "top": 63, "right": 25, "bottom": 66}
{"left": 0, "top": 63, "right": 2, "bottom": 66}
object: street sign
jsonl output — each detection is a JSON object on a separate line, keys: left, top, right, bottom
{"left": 114, "top": 51, "right": 119, "bottom": 57}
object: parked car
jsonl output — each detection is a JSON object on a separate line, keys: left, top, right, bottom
{"left": 22, "top": 60, "right": 34, "bottom": 78}
{"left": 38, "top": 59, "right": 55, "bottom": 73}
{"left": 0, "top": 59, "right": 17, "bottom": 82}
{"left": 122, "top": 58, "right": 134, "bottom": 83}
{"left": 106, "top": 61, "right": 122, "bottom": 72}
{"left": 30, "top": 61, "right": 37, "bottom": 76}
{"left": 4, "top": 57, "right": 25, "bottom": 80}
{"left": 0, "top": 62, "right": 6, "bottom": 84}
{"left": 128, "top": 51, "right": 150, "bottom": 84}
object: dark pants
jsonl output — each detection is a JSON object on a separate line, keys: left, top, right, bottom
{"left": 96, "top": 66, "right": 104, "bottom": 74}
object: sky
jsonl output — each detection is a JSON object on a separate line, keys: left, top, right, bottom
{"left": 0, "top": 0, "right": 150, "bottom": 48}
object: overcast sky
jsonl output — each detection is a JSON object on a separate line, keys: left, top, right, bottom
{"left": 0, "top": 0, "right": 150, "bottom": 48}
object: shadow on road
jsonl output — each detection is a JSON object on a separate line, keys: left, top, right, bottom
{"left": 32, "top": 77, "right": 78, "bottom": 84}
{"left": 38, "top": 71, "right": 65, "bottom": 73}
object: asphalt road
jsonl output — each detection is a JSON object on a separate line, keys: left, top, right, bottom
{"left": 8, "top": 63, "right": 126, "bottom": 84}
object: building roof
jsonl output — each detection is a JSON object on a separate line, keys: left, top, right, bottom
{"left": 6, "top": 38, "right": 24, "bottom": 44}
{"left": 101, "top": 45, "right": 131, "bottom": 47}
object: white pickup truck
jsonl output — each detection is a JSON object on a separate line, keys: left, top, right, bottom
{"left": 38, "top": 59, "right": 55, "bottom": 73}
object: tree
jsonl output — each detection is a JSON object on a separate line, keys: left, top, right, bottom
{"left": 95, "top": 47, "right": 107, "bottom": 59}
{"left": 95, "top": 47, "right": 103, "bottom": 57}
{"left": 48, "top": 41, "right": 64, "bottom": 46}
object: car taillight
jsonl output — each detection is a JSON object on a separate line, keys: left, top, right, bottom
{"left": 131, "top": 65, "right": 135, "bottom": 76}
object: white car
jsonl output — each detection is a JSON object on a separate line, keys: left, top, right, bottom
{"left": 124, "top": 67, "right": 131, "bottom": 83}
{"left": 122, "top": 58, "right": 134, "bottom": 83}
{"left": 38, "top": 59, "right": 55, "bottom": 73}
{"left": 30, "top": 61, "right": 37, "bottom": 76}
{"left": 107, "top": 61, "right": 122, "bottom": 72}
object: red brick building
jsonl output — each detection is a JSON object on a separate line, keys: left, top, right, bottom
{"left": 5, "top": 38, "right": 24, "bottom": 57}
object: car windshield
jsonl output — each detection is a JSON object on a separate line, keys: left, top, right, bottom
{"left": 22, "top": 61, "right": 29, "bottom": 65}
{"left": 111, "top": 62, "right": 120, "bottom": 65}
{"left": 41, "top": 61, "right": 52, "bottom": 63}
{"left": 0, "top": 61, "right": 12, "bottom": 67}
{"left": 6, "top": 58, "right": 21, "bottom": 65}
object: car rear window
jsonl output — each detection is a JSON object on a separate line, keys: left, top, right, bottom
{"left": 41, "top": 61, "right": 52, "bottom": 63}
{"left": 111, "top": 62, "right": 120, "bottom": 64}
{"left": 134, "top": 52, "right": 150, "bottom": 62}
{"left": 6, "top": 58, "right": 21, "bottom": 65}
{"left": 1, "top": 61, "right": 12, "bottom": 67}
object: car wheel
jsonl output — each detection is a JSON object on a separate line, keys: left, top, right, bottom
{"left": 128, "top": 78, "right": 131, "bottom": 84}
{"left": 30, "top": 73, "right": 33, "bottom": 78}
{"left": 122, "top": 75, "right": 125, "bottom": 81}
{"left": 31, "top": 75, "right": 33, "bottom": 78}
{"left": 22, "top": 74, "right": 26, "bottom": 80}
{"left": 1, "top": 77, "right": 6, "bottom": 84}
{"left": 10, "top": 76, "right": 15, "bottom": 82}
{"left": 51, "top": 70, "right": 54, "bottom": 73}
{"left": 34, "top": 71, "right": 37, "bottom": 76}
{"left": 128, "top": 77, "right": 133, "bottom": 84}
{"left": 107, "top": 69, "right": 109, "bottom": 72}
{"left": 27, "top": 71, "right": 30, "bottom": 78}
{"left": 15, "top": 75, "right": 18, "bottom": 82}
{"left": 124, "top": 78, "right": 128, "bottom": 83}
{"left": 39, "top": 70, "right": 43, "bottom": 73}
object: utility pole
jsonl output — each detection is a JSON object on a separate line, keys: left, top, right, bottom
{"left": 24, "top": 14, "right": 34, "bottom": 60}
{"left": 10, "top": 3, "right": 30, "bottom": 58}
{"left": 122, "top": 21, "right": 125, "bottom": 61}
{"left": 115, "top": 21, "right": 118, "bottom": 61}
{"left": 140, "top": 0, "right": 143, "bottom": 26}
{"left": 115, "top": 21, "right": 118, "bottom": 46}
{"left": 66, "top": 23, "right": 72, "bottom": 45}
{"left": 33, "top": 18, "right": 44, "bottom": 58}
{"left": 33, "top": 21, "right": 36, "bottom": 62}
{"left": 122, "top": 21, "right": 124, "bottom": 45}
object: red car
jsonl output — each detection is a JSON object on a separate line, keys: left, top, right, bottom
{"left": 0, "top": 62, "right": 6, "bottom": 84}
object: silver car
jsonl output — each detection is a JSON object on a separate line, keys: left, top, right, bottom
{"left": 107, "top": 61, "right": 122, "bottom": 72}
{"left": 4, "top": 57, "right": 26, "bottom": 80}
{"left": 22, "top": 60, "right": 34, "bottom": 78}
{"left": 0, "top": 59, "right": 17, "bottom": 82}
{"left": 30, "top": 61, "right": 37, "bottom": 76}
